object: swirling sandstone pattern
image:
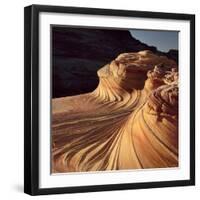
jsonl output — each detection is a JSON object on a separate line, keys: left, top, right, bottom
{"left": 52, "top": 50, "right": 178, "bottom": 173}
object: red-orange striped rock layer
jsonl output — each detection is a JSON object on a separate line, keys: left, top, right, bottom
{"left": 52, "top": 50, "right": 178, "bottom": 173}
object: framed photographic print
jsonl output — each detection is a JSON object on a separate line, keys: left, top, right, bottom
{"left": 24, "top": 4, "right": 195, "bottom": 195}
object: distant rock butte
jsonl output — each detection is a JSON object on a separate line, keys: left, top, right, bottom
{"left": 52, "top": 50, "right": 178, "bottom": 173}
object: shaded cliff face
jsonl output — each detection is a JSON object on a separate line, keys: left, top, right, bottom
{"left": 52, "top": 51, "right": 178, "bottom": 173}
{"left": 52, "top": 27, "right": 175, "bottom": 98}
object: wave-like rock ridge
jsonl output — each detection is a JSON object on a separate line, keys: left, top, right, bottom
{"left": 52, "top": 50, "right": 178, "bottom": 172}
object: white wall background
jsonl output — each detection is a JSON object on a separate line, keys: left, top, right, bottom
{"left": 0, "top": 0, "right": 199, "bottom": 199}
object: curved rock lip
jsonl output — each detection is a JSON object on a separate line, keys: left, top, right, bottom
{"left": 52, "top": 51, "right": 179, "bottom": 173}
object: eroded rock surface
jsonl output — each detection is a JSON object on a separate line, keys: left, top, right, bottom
{"left": 52, "top": 50, "right": 178, "bottom": 173}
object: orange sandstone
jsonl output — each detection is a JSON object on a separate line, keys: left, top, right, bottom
{"left": 52, "top": 50, "right": 178, "bottom": 173}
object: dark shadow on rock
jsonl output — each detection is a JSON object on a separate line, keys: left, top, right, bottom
{"left": 52, "top": 27, "right": 178, "bottom": 98}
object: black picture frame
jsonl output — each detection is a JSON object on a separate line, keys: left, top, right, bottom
{"left": 24, "top": 4, "right": 195, "bottom": 196}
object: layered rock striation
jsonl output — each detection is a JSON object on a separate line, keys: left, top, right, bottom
{"left": 52, "top": 50, "right": 178, "bottom": 173}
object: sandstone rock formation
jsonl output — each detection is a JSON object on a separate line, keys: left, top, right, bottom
{"left": 52, "top": 27, "right": 178, "bottom": 98}
{"left": 52, "top": 50, "right": 178, "bottom": 173}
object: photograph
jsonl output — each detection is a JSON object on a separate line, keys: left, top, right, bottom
{"left": 51, "top": 26, "right": 179, "bottom": 173}
{"left": 24, "top": 5, "right": 195, "bottom": 195}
